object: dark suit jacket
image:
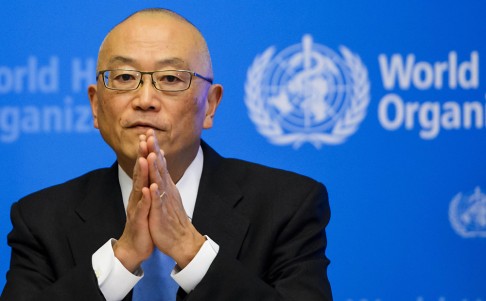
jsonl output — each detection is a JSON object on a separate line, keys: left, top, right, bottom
{"left": 1, "top": 142, "right": 332, "bottom": 301}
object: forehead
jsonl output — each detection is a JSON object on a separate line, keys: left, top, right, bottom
{"left": 99, "top": 14, "right": 205, "bottom": 70}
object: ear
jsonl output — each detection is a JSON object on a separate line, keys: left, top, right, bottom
{"left": 203, "top": 84, "right": 223, "bottom": 129}
{"left": 88, "top": 84, "right": 100, "bottom": 129}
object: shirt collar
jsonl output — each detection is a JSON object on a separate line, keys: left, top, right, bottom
{"left": 118, "top": 146, "right": 204, "bottom": 220}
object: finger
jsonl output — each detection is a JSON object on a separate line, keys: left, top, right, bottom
{"left": 133, "top": 135, "right": 149, "bottom": 198}
{"left": 156, "top": 149, "right": 167, "bottom": 180}
{"left": 149, "top": 154, "right": 183, "bottom": 223}
{"left": 150, "top": 183, "right": 183, "bottom": 225}
{"left": 157, "top": 186, "right": 189, "bottom": 227}
{"left": 129, "top": 157, "right": 149, "bottom": 212}
{"left": 138, "top": 134, "right": 148, "bottom": 159}
{"left": 144, "top": 128, "right": 154, "bottom": 138}
{"left": 146, "top": 134, "right": 164, "bottom": 172}
{"left": 148, "top": 184, "right": 172, "bottom": 239}
{"left": 149, "top": 183, "right": 166, "bottom": 215}
{"left": 147, "top": 151, "right": 165, "bottom": 189}
{"left": 145, "top": 129, "right": 163, "bottom": 161}
{"left": 145, "top": 131, "right": 166, "bottom": 173}
{"left": 135, "top": 187, "right": 152, "bottom": 220}
{"left": 145, "top": 129, "right": 158, "bottom": 151}
{"left": 144, "top": 130, "right": 167, "bottom": 185}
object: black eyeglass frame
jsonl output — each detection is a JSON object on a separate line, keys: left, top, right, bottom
{"left": 96, "top": 69, "right": 213, "bottom": 92}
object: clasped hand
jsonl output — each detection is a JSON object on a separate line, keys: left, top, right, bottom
{"left": 114, "top": 129, "right": 205, "bottom": 273}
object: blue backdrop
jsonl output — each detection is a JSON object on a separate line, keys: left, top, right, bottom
{"left": 1, "top": 1, "right": 485, "bottom": 300}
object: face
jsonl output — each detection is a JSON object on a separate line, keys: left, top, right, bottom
{"left": 88, "top": 13, "right": 222, "bottom": 177}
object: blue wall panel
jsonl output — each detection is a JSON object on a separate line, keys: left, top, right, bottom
{"left": 1, "top": 1, "right": 485, "bottom": 300}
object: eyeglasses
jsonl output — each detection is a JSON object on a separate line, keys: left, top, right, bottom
{"left": 96, "top": 69, "right": 213, "bottom": 92}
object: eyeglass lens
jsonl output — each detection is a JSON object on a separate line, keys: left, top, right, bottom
{"left": 103, "top": 70, "right": 193, "bottom": 91}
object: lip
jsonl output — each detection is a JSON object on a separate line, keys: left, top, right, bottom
{"left": 124, "top": 121, "right": 164, "bottom": 132}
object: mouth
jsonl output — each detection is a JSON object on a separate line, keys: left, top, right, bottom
{"left": 124, "top": 121, "right": 164, "bottom": 133}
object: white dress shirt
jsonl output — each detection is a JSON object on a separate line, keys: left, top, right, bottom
{"left": 92, "top": 147, "right": 219, "bottom": 301}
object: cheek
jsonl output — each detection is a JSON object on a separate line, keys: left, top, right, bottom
{"left": 167, "top": 97, "right": 205, "bottom": 139}
{"left": 97, "top": 101, "right": 113, "bottom": 126}
{"left": 176, "top": 94, "right": 205, "bottom": 119}
{"left": 96, "top": 98, "right": 125, "bottom": 138}
{"left": 98, "top": 94, "right": 127, "bottom": 122}
{"left": 190, "top": 96, "right": 208, "bottom": 125}
{"left": 191, "top": 89, "right": 209, "bottom": 116}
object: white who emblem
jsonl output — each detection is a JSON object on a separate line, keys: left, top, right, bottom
{"left": 449, "top": 186, "right": 486, "bottom": 238}
{"left": 245, "top": 34, "right": 370, "bottom": 148}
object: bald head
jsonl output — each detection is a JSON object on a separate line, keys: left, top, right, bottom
{"left": 88, "top": 8, "right": 224, "bottom": 179}
{"left": 122, "top": 8, "right": 196, "bottom": 30}
{"left": 97, "top": 8, "right": 213, "bottom": 77}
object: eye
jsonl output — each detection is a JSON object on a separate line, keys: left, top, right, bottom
{"left": 152, "top": 71, "right": 191, "bottom": 91}
{"left": 165, "top": 75, "right": 179, "bottom": 83}
{"left": 114, "top": 72, "right": 136, "bottom": 82}
{"left": 157, "top": 74, "right": 183, "bottom": 84}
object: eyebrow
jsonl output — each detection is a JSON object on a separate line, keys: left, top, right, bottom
{"left": 108, "top": 56, "right": 134, "bottom": 65}
{"left": 107, "top": 56, "right": 189, "bottom": 69}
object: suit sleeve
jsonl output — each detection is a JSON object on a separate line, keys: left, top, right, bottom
{"left": 0, "top": 202, "right": 106, "bottom": 301}
{"left": 179, "top": 182, "right": 333, "bottom": 301}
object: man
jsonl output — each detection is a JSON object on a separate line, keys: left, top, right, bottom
{"left": 1, "top": 8, "right": 332, "bottom": 301}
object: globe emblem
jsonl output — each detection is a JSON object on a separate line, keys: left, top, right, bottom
{"left": 264, "top": 35, "right": 351, "bottom": 133}
{"left": 449, "top": 186, "right": 486, "bottom": 238}
{"left": 245, "top": 34, "right": 370, "bottom": 148}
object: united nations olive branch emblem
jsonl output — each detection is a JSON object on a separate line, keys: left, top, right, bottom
{"left": 244, "top": 35, "right": 370, "bottom": 148}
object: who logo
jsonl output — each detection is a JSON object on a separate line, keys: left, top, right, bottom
{"left": 245, "top": 34, "right": 370, "bottom": 149}
{"left": 449, "top": 186, "right": 486, "bottom": 238}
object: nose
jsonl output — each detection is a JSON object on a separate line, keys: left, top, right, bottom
{"left": 131, "top": 74, "right": 161, "bottom": 111}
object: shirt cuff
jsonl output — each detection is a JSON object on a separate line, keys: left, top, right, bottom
{"left": 92, "top": 239, "right": 142, "bottom": 301}
{"left": 171, "top": 235, "right": 219, "bottom": 293}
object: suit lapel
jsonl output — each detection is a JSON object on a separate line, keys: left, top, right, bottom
{"left": 192, "top": 142, "right": 249, "bottom": 258}
{"left": 67, "top": 164, "right": 126, "bottom": 264}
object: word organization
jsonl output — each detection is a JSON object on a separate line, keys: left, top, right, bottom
{"left": 0, "top": 96, "right": 94, "bottom": 143}
{"left": 0, "top": 56, "right": 95, "bottom": 94}
{"left": 377, "top": 51, "right": 482, "bottom": 139}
